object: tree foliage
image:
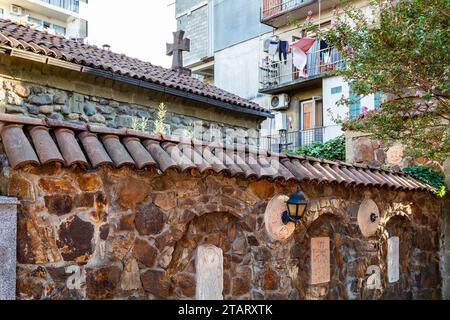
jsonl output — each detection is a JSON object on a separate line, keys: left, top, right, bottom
{"left": 300, "top": 0, "right": 450, "bottom": 162}
{"left": 403, "top": 165, "right": 447, "bottom": 197}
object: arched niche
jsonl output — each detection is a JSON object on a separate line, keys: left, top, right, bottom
{"left": 293, "top": 214, "right": 350, "bottom": 300}
{"left": 381, "top": 215, "right": 413, "bottom": 300}
{"left": 167, "top": 212, "right": 251, "bottom": 300}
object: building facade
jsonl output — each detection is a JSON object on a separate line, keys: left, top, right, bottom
{"left": 176, "top": 0, "right": 382, "bottom": 153}
{"left": 0, "top": 0, "right": 88, "bottom": 38}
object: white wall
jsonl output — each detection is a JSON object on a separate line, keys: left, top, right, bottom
{"left": 323, "top": 76, "right": 377, "bottom": 142}
{"left": 214, "top": 35, "right": 275, "bottom": 138}
{"left": 214, "top": 36, "right": 265, "bottom": 102}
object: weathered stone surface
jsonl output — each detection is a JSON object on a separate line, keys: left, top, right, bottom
{"left": 76, "top": 174, "right": 103, "bottom": 191}
{"left": 248, "top": 180, "right": 274, "bottom": 199}
{"left": 263, "top": 267, "right": 279, "bottom": 291}
{"left": 50, "top": 112, "right": 64, "bottom": 121}
{"left": 232, "top": 274, "right": 251, "bottom": 296}
{"left": 154, "top": 192, "right": 177, "bottom": 210}
{"left": 135, "top": 203, "right": 166, "bottom": 236}
{"left": 0, "top": 197, "right": 18, "bottom": 300}
{"left": 57, "top": 216, "right": 94, "bottom": 263}
{"left": 310, "top": 237, "right": 331, "bottom": 285}
{"left": 39, "top": 105, "right": 54, "bottom": 115}
{"left": 16, "top": 278, "right": 44, "bottom": 300}
{"left": 141, "top": 269, "right": 171, "bottom": 298}
{"left": 53, "top": 91, "right": 68, "bottom": 104}
{"left": 84, "top": 102, "right": 96, "bottom": 116}
{"left": 86, "top": 266, "right": 121, "bottom": 300}
{"left": 117, "top": 178, "right": 151, "bottom": 211}
{"left": 17, "top": 207, "right": 60, "bottom": 264}
{"left": 5, "top": 105, "right": 24, "bottom": 113}
{"left": 99, "top": 224, "right": 110, "bottom": 241}
{"left": 7, "top": 175, "right": 34, "bottom": 201}
{"left": 387, "top": 236, "right": 400, "bottom": 283}
{"left": 354, "top": 137, "right": 374, "bottom": 163}
{"left": 119, "top": 214, "right": 136, "bottom": 231}
{"left": 90, "top": 114, "right": 106, "bottom": 124}
{"left": 38, "top": 178, "right": 75, "bottom": 194}
{"left": 173, "top": 272, "right": 196, "bottom": 298}
{"left": 116, "top": 115, "right": 133, "bottom": 128}
{"left": 74, "top": 193, "right": 95, "bottom": 208}
{"left": 44, "top": 195, "right": 74, "bottom": 216}
{"left": 121, "top": 258, "right": 142, "bottom": 291}
{"left": 133, "top": 239, "right": 158, "bottom": 268}
{"left": 175, "top": 180, "right": 201, "bottom": 198}
{"left": 13, "top": 84, "right": 30, "bottom": 98}
{"left": 107, "top": 233, "right": 135, "bottom": 262}
{"left": 28, "top": 93, "right": 53, "bottom": 106}
{"left": 196, "top": 245, "right": 223, "bottom": 300}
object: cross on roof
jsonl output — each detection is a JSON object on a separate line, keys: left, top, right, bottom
{"left": 166, "top": 30, "right": 190, "bottom": 70}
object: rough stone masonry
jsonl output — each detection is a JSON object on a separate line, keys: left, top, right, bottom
{"left": 3, "top": 165, "right": 442, "bottom": 300}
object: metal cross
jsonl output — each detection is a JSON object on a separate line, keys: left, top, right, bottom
{"left": 166, "top": 30, "right": 190, "bottom": 70}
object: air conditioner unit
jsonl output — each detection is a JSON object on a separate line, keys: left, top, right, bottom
{"left": 274, "top": 112, "right": 287, "bottom": 131}
{"left": 10, "top": 5, "right": 23, "bottom": 16}
{"left": 270, "top": 94, "right": 290, "bottom": 110}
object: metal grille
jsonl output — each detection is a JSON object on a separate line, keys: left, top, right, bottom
{"left": 260, "top": 127, "right": 325, "bottom": 153}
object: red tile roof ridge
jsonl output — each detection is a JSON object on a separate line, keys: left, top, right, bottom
{"left": 0, "top": 19, "right": 267, "bottom": 114}
{"left": 0, "top": 114, "right": 436, "bottom": 193}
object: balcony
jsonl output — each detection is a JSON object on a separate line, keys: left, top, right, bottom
{"left": 260, "top": 127, "right": 326, "bottom": 153}
{"left": 37, "top": 0, "right": 80, "bottom": 13}
{"left": 261, "top": 0, "right": 338, "bottom": 28}
{"left": 259, "top": 46, "right": 344, "bottom": 94}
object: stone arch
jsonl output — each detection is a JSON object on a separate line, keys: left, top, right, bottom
{"left": 293, "top": 214, "right": 352, "bottom": 300}
{"left": 165, "top": 212, "right": 252, "bottom": 300}
{"left": 380, "top": 215, "right": 413, "bottom": 299}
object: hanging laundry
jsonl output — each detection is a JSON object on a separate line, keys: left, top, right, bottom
{"left": 306, "top": 38, "right": 320, "bottom": 77}
{"left": 290, "top": 37, "right": 316, "bottom": 77}
{"left": 278, "top": 41, "right": 289, "bottom": 64}
{"left": 268, "top": 36, "right": 279, "bottom": 56}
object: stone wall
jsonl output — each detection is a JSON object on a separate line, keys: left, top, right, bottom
{"left": 0, "top": 55, "right": 263, "bottom": 145}
{"left": 3, "top": 164, "right": 442, "bottom": 300}
{"left": 345, "top": 132, "right": 406, "bottom": 168}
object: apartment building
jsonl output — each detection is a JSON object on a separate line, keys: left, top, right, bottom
{"left": 0, "top": 0, "right": 88, "bottom": 38}
{"left": 176, "top": 0, "right": 381, "bottom": 152}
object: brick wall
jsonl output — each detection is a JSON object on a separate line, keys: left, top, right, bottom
{"left": 177, "top": 4, "right": 210, "bottom": 67}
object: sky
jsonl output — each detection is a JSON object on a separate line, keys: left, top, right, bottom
{"left": 87, "top": 0, "right": 176, "bottom": 68}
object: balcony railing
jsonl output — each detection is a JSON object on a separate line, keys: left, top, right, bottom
{"left": 261, "top": 0, "right": 312, "bottom": 19}
{"left": 260, "top": 127, "right": 325, "bottom": 153}
{"left": 259, "top": 47, "right": 344, "bottom": 91}
{"left": 37, "top": 0, "right": 80, "bottom": 13}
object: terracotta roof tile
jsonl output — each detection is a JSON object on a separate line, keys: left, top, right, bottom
{"left": 0, "top": 115, "right": 435, "bottom": 193}
{"left": 0, "top": 19, "right": 267, "bottom": 115}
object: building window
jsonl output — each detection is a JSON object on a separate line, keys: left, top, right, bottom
{"left": 331, "top": 86, "right": 342, "bottom": 95}
{"left": 28, "top": 16, "right": 44, "bottom": 27}
{"left": 374, "top": 92, "right": 382, "bottom": 109}
{"left": 53, "top": 24, "right": 66, "bottom": 35}
{"left": 349, "top": 83, "right": 361, "bottom": 119}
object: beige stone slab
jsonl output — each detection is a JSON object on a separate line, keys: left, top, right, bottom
{"left": 310, "top": 237, "right": 330, "bottom": 285}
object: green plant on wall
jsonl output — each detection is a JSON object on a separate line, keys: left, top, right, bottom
{"left": 291, "top": 135, "right": 346, "bottom": 161}
{"left": 153, "top": 102, "right": 167, "bottom": 135}
{"left": 131, "top": 116, "right": 150, "bottom": 133}
{"left": 403, "top": 165, "right": 447, "bottom": 197}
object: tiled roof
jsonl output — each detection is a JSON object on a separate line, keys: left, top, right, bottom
{"left": 0, "top": 19, "right": 268, "bottom": 116}
{"left": 0, "top": 114, "right": 434, "bottom": 193}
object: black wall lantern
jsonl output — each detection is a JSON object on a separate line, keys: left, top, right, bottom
{"left": 282, "top": 191, "right": 309, "bottom": 225}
